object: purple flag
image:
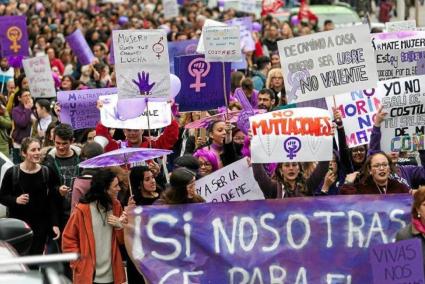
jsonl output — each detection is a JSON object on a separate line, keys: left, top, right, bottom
{"left": 370, "top": 238, "right": 424, "bottom": 284}
{"left": 126, "top": 194, "right": 411, "bottom": 283}
{"left": 57, "top": 88, "right": 117, "bottom": 129}
{"left": 175, "top": 54, "right": 230, "bottom": 111}
{"left": 66, "top": 29, "right": 95, "bottom": 66}
{"left": 0, "top": 16, "right": 29, "bottom": 58}
{"left": 168, "top": 39, "right": 198, "bottom": 73}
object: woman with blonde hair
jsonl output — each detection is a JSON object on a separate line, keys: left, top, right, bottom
{"left": 266, "top": 68, "right": 286, "bottom": 107}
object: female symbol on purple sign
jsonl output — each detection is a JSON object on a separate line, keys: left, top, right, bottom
{"left": 284, "top": 137, "right": 301, "bottom": 160}
{"left": 188, "top": 58, "right": 211, "bottom": 92}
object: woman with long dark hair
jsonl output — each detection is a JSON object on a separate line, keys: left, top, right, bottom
{"left": 129, "top": 166, "right": 162, "bottom": 206}
{"left": 253, "top": 162, "right": 312, "bottom": 198}
{"left": 156, "top": 167, "right": 204, "bottom": 205}
{"left": 125, "top": 166, "right": 162, "bottom": 284}
{"left": 62, "top": 169, "right": 126, "bottom": 284}
{"left": 0, "top": 137, "right": 60, "bottom": 255}
{"left": 11, "top": 89, "right": 34, "bottom": 164}
{"left": 200, "top": 120, "right": 238, "bottom": 168}
{"left": 340, "top": 152, "right": 410, "bottom": 195}
{"left": 34, "top": 99, "right": 55, "bottom": 143}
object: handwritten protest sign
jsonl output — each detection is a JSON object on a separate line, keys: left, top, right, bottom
{"left": 370, "top": 238, "right": 424, "bottom": 284}
{"left": 196, "top": 19, "right": 226, "bottom": 54}
{"left": 57, "top": 88, "right": 116, "bottom": 129}
{"left": 325, "top": 89, "right": 382, "bottom": 148}
{"left": 99, "top": 94, "right": 171, "bottom": 129}
{"left": 277, "top": 24, "right": 378, "bottom": 103}
{"left": 168, "top": 39, "right": 198, "bottom": 73}
{"left": 0, "top": 16, "right": 29, "bottom": 58}
{"left": 195, "top": 158, "right": 264, "bottom": 203}
{"left": 385, "top": 20, "right": 416, "bottom": 32}
{"left": 163, "top": 0, "right": 179, "bottom": 19}
{"left": 378, "top": 75, "right": 425, "bottom": 152}
{"left": 22, "top": 56, "right": 56, "bottom": 98}
{"left": 125, "top": 194, "right": 411, "bottom": 283}
{"left": 376, "top": 48, "right": 425, "bottom": 80}
{"left": 174, "top": 54, "right": 230, "bottom": 111}
{"left": 372, "top": 31, "right": 425, "bottom": 51}
{"left": 203, "top": 26, "right": 241, "bottom": 62}
{"left": 249, "top": 107, "right": 333, "bottom": 163}
{"left": 113, "top": 29, "right": 170, "bottom": 99}
{"left": 66, "top": 29, "right": 95, "bottom": 65}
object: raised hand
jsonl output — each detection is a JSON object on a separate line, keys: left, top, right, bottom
{"left": 132, "top": 71, "right": 155, "bottom": 94}
{"left": 374, "top": 106, "right": 388, "bottom": 127}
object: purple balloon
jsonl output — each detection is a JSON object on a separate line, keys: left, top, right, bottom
{"left": 252, "top": 22, "right": 262, "bottom": 32}
{"left": 118, "top": 16, "right": 129, "bottom": 26}
{"left": 116, "top": 98, "right": 147, "bottom": 121}
{"left": 170, "top": 74, "right": 181, "bottom": 98}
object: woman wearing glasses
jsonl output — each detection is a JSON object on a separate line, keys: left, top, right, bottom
{"left": 368, "top": 106, "right": 425, "bottom": 189}
{"left": 193, "top": 148, "right": 219, "bottom": 178}
{"left": 340, "top": 152, "right": 410, "bottom": 195}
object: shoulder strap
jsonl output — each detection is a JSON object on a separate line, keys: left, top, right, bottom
{"left": 12, "top": 164, "right": 20, "bottom": 190}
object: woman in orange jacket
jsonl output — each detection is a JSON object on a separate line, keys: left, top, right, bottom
{"left": 62, "top": 169, "right": 126, "bottom": 284}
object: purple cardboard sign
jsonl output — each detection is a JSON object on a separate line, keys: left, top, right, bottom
{"left": 57, "top": 88, "right": 117, "bottom": 129}
{"left": 174, "top": 54, "right": 230, "bottom": 111}
{"left": 126, "top": 194, "right": 412, "bottom": 283}
{"left": 66, "top": 29, "right": 95, "bottom": 66}
{"left": 0, "top": 16, "right": 30, "bottom": 58}
{"left": 370, "top": 238, "right": 424, "bottom": 284}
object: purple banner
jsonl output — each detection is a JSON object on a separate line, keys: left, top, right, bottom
{"left": 0, "top": 16, "right": 29, "bottom": 58}
{"left": 175, "top": 54, "right": 230, "bottom": 111}
{"left": 57, "top": 88, "right": 116, "bottom": 129}
{"left": 126, "top": 194, "right": 412, "bottom": 283}
{"left": 66, "top": 29, "right": 95, "bottom": 66}
{"left": 370, "top": 238, "right": 424, "bottom": 284}
{"left": 168, "top": 39, "right": 198, "bottom": 73}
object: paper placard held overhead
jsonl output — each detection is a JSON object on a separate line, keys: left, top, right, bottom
{"left": 113, "top": 29, "right": 170, "bottom": 99}
{"left": 278, "top": 24, "right": 378, "bottom": 104}
{"left": 203, "top": 25, "right": 241, "bottom": 62}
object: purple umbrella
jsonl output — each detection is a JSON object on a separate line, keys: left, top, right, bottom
{"left": 79, "top": 147, "right": 172, "bottom": 196}
{"left": 79, "top": 147, "right": 172, "bottom": 169}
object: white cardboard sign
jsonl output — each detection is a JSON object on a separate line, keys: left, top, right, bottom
{"left": 195, "top": 158, "right": 265, "bottom": 202}
{"left": 249, "top": 107, "right": 333, "bottom": 163}
{"left": 22, "top": 56, "right": 56, "bottom": 98}
{"left": 277, "top": 24, "right": 378, "bottom": 103}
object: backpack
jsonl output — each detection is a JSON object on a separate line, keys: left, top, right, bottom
{"left": 12, "top": 165, "right": 50, "bottom": 194}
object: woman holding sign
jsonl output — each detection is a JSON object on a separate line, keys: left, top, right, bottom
{"left": 340, "top": 152, "right": 410, "bottom": 195}
{"left": 253, "top": 162, "right": 312, "bottom": 198}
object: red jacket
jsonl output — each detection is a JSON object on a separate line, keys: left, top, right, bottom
{"left": 95, "top": 120, "right": 179, "bottom": 152}
{"left": 62, "top": 199, "right": 126, "bottom": 284}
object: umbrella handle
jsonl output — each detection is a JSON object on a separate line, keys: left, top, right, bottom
{"left": 145, "top": 97, "right": 152, "bottom": 148}
{"left": 123, "top": 153, "right": 133, "bottom": 196}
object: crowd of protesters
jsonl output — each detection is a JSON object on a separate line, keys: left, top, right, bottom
{"left": 0, "top": 0, "right": 424, "bottom": 283}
